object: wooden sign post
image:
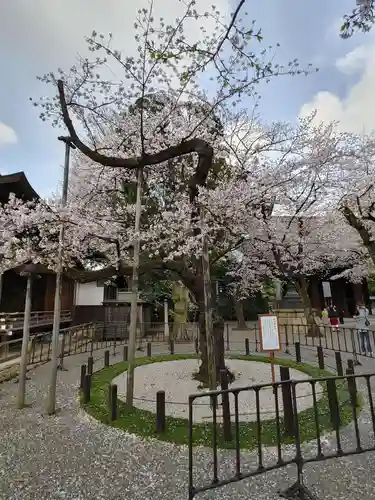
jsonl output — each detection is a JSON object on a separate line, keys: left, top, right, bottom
{"left": 258, "top": 314, "right": 281, "bottom": 384}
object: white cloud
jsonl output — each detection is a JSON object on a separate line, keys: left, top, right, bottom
{"left": 0, "top": 122, "right": 17, "bottom": 147}
{"left": 335, "top": 45, "right": 370, "bottom": 75}
{"left": 0, "top": 1, "right": 230, "bottom": 75}
{"left": 299, "top": 43, "right": 375, "bottom": 133}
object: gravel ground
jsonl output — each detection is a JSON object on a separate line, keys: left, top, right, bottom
{"left": 113, "top": 358, "right": 319, "bottom": 422}
{"left": 1, "top": 343, "right": 375, "bottom": 499}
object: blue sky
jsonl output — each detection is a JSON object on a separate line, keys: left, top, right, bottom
{"left": 0, "top": 0, "right": 373, "bottom": 197}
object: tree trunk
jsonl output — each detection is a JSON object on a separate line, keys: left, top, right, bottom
{"left": 233, "top": 298, "right": 247, "bottom": 329}
{"left": 194, "top": 298, "right": 233, "bottom": 386}
{"left": 295, "top": 277, "right": 321, "bottom": 337}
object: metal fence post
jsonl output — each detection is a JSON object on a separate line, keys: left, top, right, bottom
{"left": 104, "top": 350, "right": 110, "bottom": 367}
{"left": 220, "top": 369, "right": 232, "bottom": 441}
{"left": 335, "top": 352, "right": 343, "bottom": 376}
{"left": 326, "top": 378, "right": 341, "bottom": 428}
{"left": 346, "top": 368, "right": 358, "bottom": 405}
{"left": 147, "top": 342, "right": 152, "bottom": 357}
{"left": 280, "top": 366, "right": 294, "bottom": 437}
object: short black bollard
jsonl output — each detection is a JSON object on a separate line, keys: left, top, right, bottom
{"left": 104, "top": 350, "right": 110, "bottom": 367}
{"left": 295, "top": 342, "right": 301, "bottom": 363}
{"left": 348, "top": 359, "right": 355, "bottom": 373}
{"left": 280, "top": 366, "right": 294, "bottom": 437}
{"left": 194, "top": 337, "right": 199, "bottom": 355}
{"left": 326, "top": 378, "right": 341, "bottom": 428}
{"left": 87, "top": 356, "right": 94, "bottom": 376}
{"left": 245, "top": 338, "right": 250, "bottom": 356}
{"left": 147, "top": 342, "right": 152, "bottom": 357}
{"left": 346, "top": 367, "right": 358, "bottom": 408}
{"left": 83, "top": 374, "right": 91, "bottom": 403}
{"left": 317, "top": 346, "right": 324, "bottom": 369}
{"left": 123, "top": 345, "right": 128, "bottom": 361}
{"left": 108, "top": 383, "right": 118, "bottom": 422}
{"left": 80, "top": 364, "right": 87, "bottom": 389}
{"left": 156, "top": 390, "right": 166, "bottom": 433}
{"left": 169, "top": 339, "right": 175, "bottom": 355}
{"left": 335, "top": 351, "right": 343, "bottom": 376}
{"left": 284, "top": 324, "right": 290, "bottom": 354}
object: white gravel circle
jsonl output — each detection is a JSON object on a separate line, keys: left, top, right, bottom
{"left": 113, "top": 358, "right": 322, "bottom": 423}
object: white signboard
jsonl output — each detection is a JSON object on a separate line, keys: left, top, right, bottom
{"left": 322, "top": 281, "right": 332, "bottom": 299}
{"left": 259, "top": 315, "right": 280, "bottom": 352}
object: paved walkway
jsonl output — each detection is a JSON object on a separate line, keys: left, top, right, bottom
{"left": 1, "top": 343, "right": 375, "bottom": 499}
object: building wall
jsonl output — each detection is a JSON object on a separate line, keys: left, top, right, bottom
{"left": 75, "top": 282, "right": 104, "bottom": 306}
{"left": 43, "top": 275, "right": 75, "bottom": 312}
{"left": 1, "top": 270, "right": 49, "bottom": 312}
{"left": 72, "top": 305, "right": 106, "bottom": 325}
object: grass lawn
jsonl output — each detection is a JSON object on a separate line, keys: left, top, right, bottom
{"left": 81, "top": 354, "right": 357, "bottom": 450}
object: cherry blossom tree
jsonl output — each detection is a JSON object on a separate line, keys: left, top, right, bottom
{"left": 226, "top": 118, "right": 369, "bottom": 335}
{"left": 0, "top": 113, "right": 321, "bottom": 385}
{"left": 25, "top": 0, "right": 315, "bottom": 393}
{"left": 340, "top": 0, "right": 374, "bottom": 38}
{"left": 333, "top": 132, "right": 375, "bottom": 267}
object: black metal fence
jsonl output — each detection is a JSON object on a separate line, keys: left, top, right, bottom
{"left": 2, "top": 320, "right": 374, "bottom": 367}
{"left": 187, "top": 365, "right": 375, "bottom": 500}
{"left": 0, "top": 321, "right": 198, "bottom": 367}
{"left": 225, "top": 323, "right": 375, "bottom": 363}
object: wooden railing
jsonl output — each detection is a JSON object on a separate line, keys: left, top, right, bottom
{"left": 0, "top": 310, "right": 72, "bottom": 333}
